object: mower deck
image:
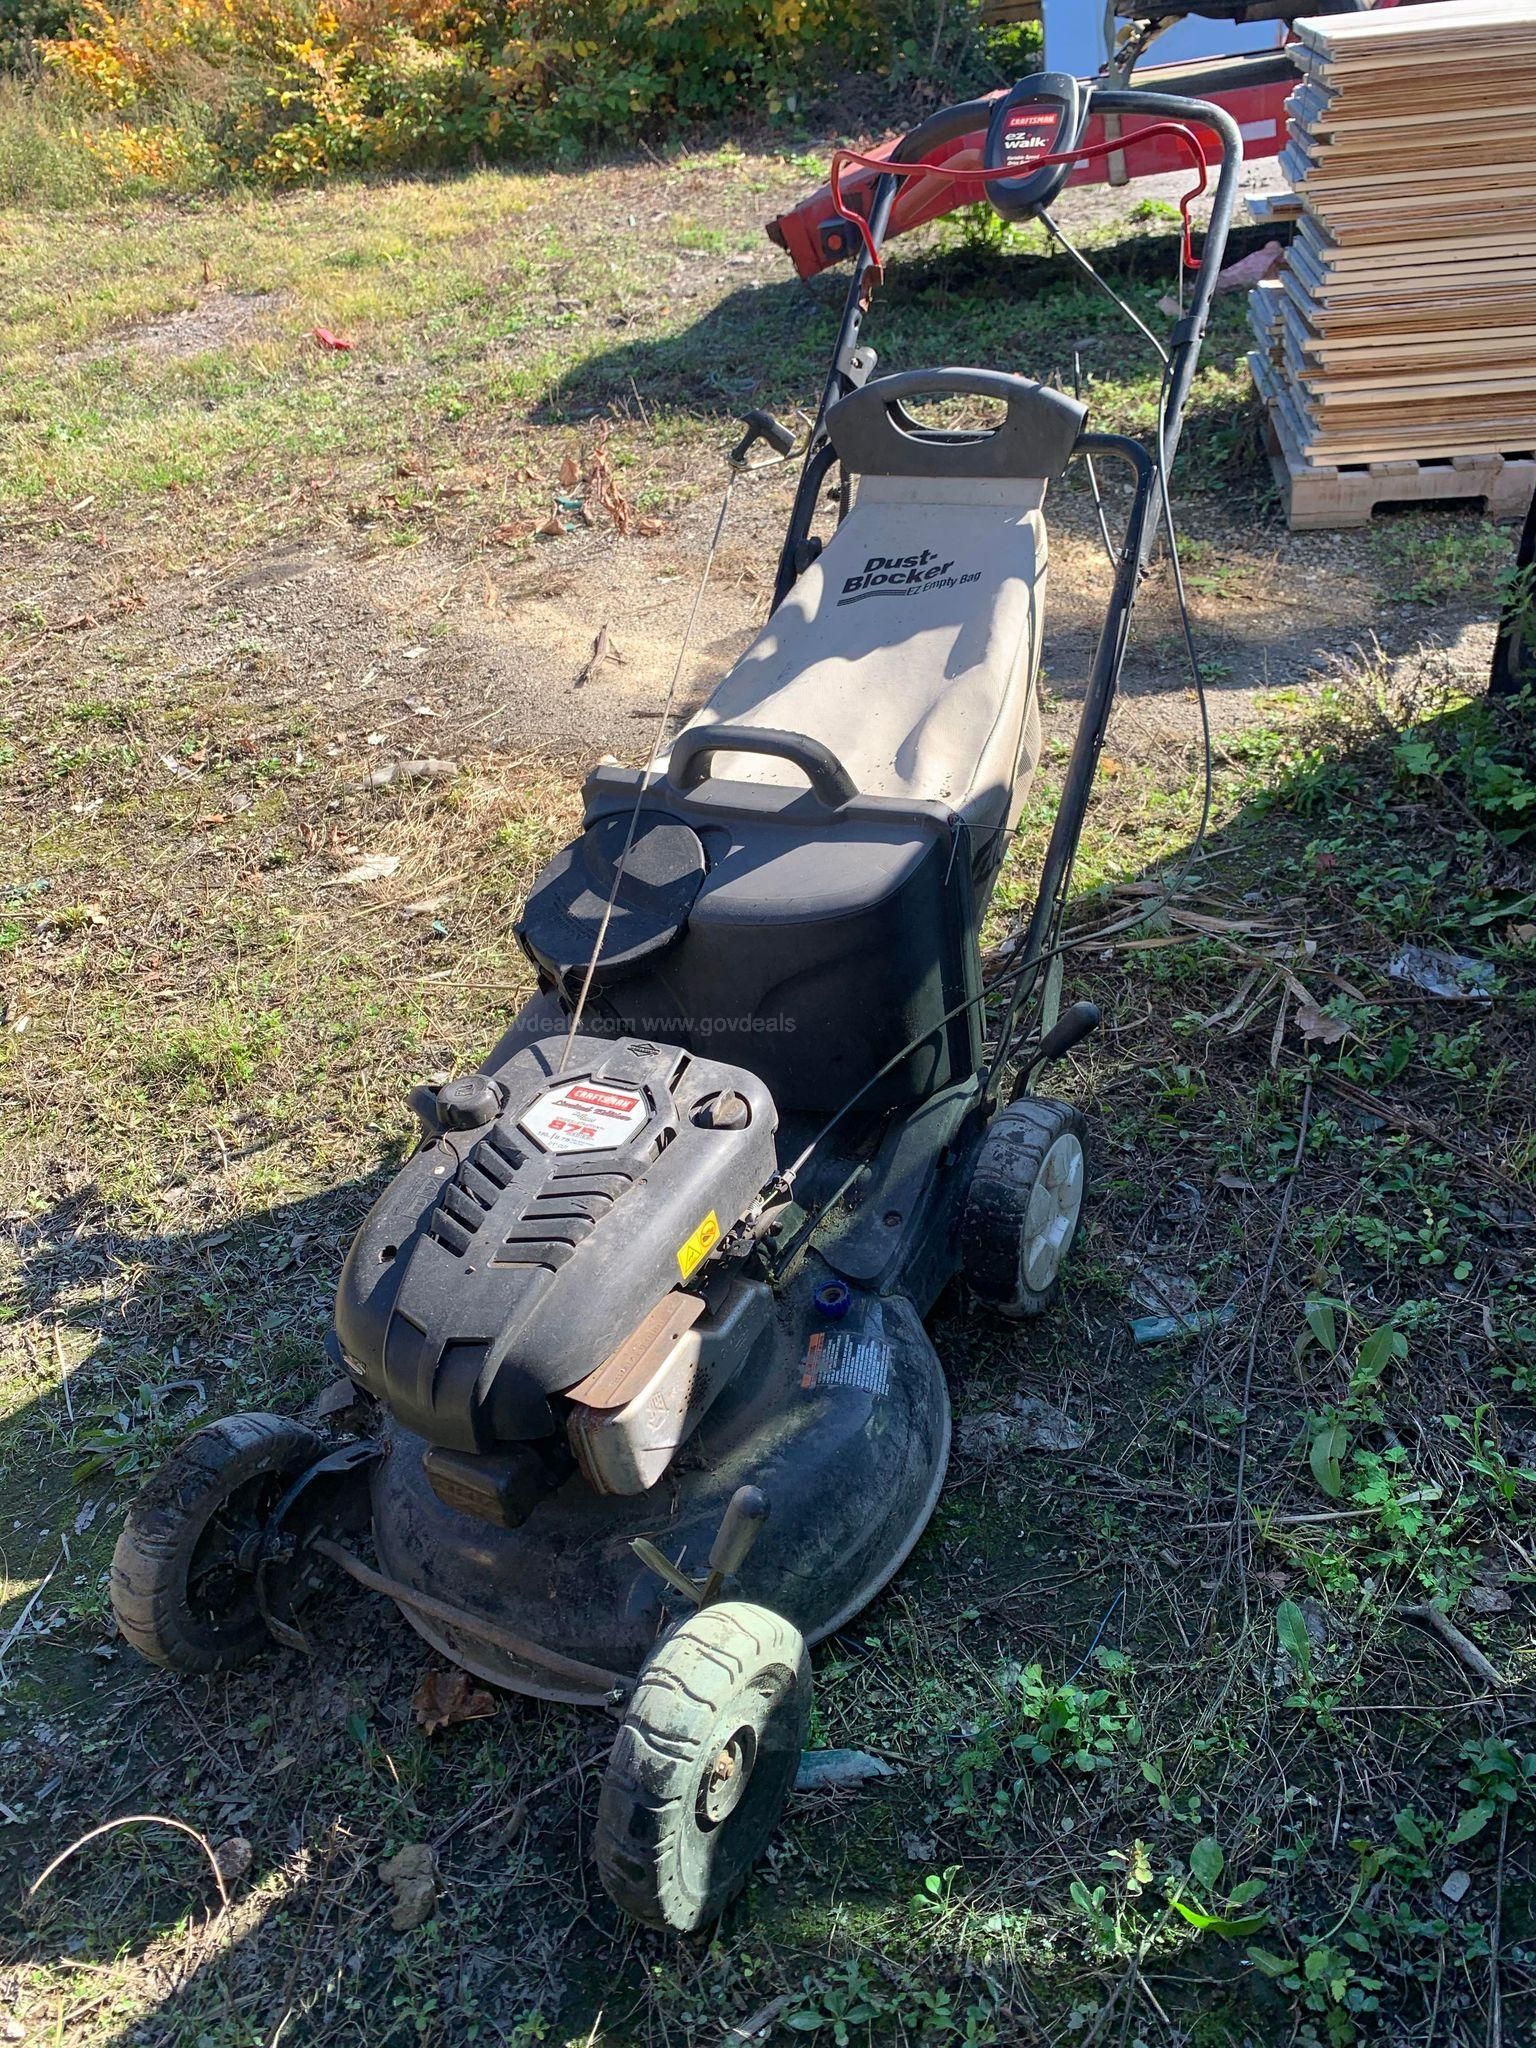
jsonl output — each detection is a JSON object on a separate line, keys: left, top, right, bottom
{"left": 368, "top": 1273, "right": 951, "bottom": 1704}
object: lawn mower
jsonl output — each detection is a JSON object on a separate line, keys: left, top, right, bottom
{"left": 109, "top": 75, "right": 1239, "bottom": 1932}
{"left": 770, "top": 0, "right": 1410, "bottom": 281}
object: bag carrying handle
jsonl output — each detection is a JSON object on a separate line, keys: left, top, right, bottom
{"left": 666, "top": 725, "right": 858, "bottom": 809}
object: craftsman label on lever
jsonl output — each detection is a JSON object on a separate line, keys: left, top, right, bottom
{"left": 519, "top": 1080, "right": 648, "bottom": 1154}
{"left": 1000, "top": 105, "right": 1060, "bottom": 164}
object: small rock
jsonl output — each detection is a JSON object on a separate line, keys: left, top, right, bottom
{"left": 213, "top": 1836, "right": 253, "bottom": 1886}
{"left": 901, "top": 1832, "right": 936, "bottom": 1863}
{"left": 1464, "top": 1585, "right": 1512, "bottom": 1616}
{"left": 379, "top": 1843, "right": 434, "bottom": 1884}
{"left": 1442, "top": 1870, "right": 1472, "bottom": 1904}
{"left": 379, "top": 1843, "right": 436, "bottom": 1931}
{"left": 388, "top": 1877, "right": 435, "bottom": 1932}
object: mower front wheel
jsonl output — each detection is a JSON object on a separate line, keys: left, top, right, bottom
{"left": 963, "top": 1096, "right": 1088, "bottom": 1317}
{"left": 595, "top": 1600, "right": 811, "bottom": 1931}
{"left": 110, "top": 1412, "right": 326, "bottom": 1674}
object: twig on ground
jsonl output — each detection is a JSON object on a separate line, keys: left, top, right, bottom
{"left": 0, "top": 1549, "right": 63, "bottom": 1675}
{"left": 264, "top": 1824, "right": 342, "bottom": 2048}
{"left": 1311, "top": 1070, "right": 1531, "bottom": 1200}
{"left": 444, "top": 1750, "right": 611, "bottom": 1849}
{"left": 52, "top": 1320, "right": 73, "bottom": 1422}
{"left": 1399, "top": 1605, "right": 1506, "bottom": 1690}
{"left": 28, "top": 1814, "right": 231, "bottom": 1915}
{"left": 1489, "top": 1801, "right": 1508, "bottom": 2048}
{"left": 722, "top": 1993, "right": 791, "bottom": 2043}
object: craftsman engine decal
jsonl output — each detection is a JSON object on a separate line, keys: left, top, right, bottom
{"left": 519, "top": 1079, "right": 648, "bottom": 1154}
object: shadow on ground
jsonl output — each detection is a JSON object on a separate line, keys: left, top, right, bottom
{"left": 533, "top": 223, "right": 1280, "bottom": 460}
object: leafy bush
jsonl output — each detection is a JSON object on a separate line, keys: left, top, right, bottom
{"left": 19, "top": 0, "right": 1012, "bottom": 194}
{"left": 1, "top": 0, "right": 75, "bottom": 75}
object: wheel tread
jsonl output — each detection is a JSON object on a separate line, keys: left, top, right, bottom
{"left": 962, "top": 1096, "right": 1088, "bottom": 1318}
{"left": 110, "top": 1413, "right": 323, "bottom": 1674}
{"left": 595, "top": 1599, "right": 810, "bottom": 1931}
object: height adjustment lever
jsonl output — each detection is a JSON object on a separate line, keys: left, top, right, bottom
{"left": 731, "top": 410, "right": 796, "bottom": 466}
{"left": 1011, "top": 1000, "right": 1102, "bottom": 1101}
{"left": 629, "top": 1484, "right": 770, "bottom": 1610}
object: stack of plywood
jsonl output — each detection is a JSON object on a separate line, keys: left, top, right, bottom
{"left": 1249, "top": 0, "right": 1536, "bottom": 529}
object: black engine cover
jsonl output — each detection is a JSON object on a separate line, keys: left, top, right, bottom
{"left": 333, "top": 1035, "right": 776, "bottom": 1452}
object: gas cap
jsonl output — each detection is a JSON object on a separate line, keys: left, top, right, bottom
{"left": 692, "top": 1091, "right": 751, "bottom": 1131}
{"left": 436, "top": 1075, "right": 503, "bottom": 1130}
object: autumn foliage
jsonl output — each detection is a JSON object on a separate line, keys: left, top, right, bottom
{"left": 31, "top": 0, "right": 892, "bottom": 185}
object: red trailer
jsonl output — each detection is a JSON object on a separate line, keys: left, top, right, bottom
{"left": 767, "top": 1, "right": 1412, "bottom": 280}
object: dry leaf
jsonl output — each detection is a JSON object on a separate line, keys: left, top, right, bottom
{"left": 326, "top": 854, "right": 400, "bottom": 887}
{"left": 412, "top": 1667, "right": 496, "bottom": 1736}
{"left": 537, "top": 512, "right": 566, "bottom": 538}
{"left": 1099, "top": 756, "right": 1122, "bottom": 777}
{"left": 635, "top": 517, "right": 663, "bottom": 538}
{"left": 1294, "top": 1002, "right": 1348, "bottom": 1045}
{"left": 492, "top": 519, "right": 535, "bottom": 543}
{"left": 558, "top": 453, "right": 579, "bottom": 489}
{"left": 576, "top": 625, "right": 623, "bottom": 689}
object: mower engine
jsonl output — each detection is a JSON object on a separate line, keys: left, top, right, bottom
{"left": 332, "top": 1033, "right": 778, "bottom": 1522}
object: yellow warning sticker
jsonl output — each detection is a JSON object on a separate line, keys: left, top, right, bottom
{"left": 676, "top": 1210, "right": 720, "bottom": 1281}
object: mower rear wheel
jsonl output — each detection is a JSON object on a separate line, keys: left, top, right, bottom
{"left": 110, "top": 1413, "right": 325, "bottom": 1674}
{"left": 963, "top": 1096, "right": 1087, "bottom": 1317}
{"left": 595, "top": 1599, "right": 810, "bottom": 1931}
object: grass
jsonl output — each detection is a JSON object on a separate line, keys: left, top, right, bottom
{"left": 2, "top": 144, "right": 1534, "bottom": 2046}
{"left": 0, "top": 153, "right": 1274, "bottom": 518}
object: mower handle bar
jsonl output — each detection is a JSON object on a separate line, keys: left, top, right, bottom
{"left": 825, "top": 366, "right": 1085, "bottom": 484}
{"left": 666, "top": 724, "right": 857, "bottom": 809}
{"left": 882, "top": 79, "right": 1240, "bottom": 183}
{"left": 832, "top": 86, "right": 1242, "bottom": 477}
{"left": 888, "top": 95, "right": 1001, "bottom": 166}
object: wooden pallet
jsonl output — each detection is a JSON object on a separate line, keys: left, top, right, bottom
{"left": 1250, "top": 351, "right": 1536, "bottom": 531}
{"left": 1245, "top": 191, "right": 1303, "bottom": 228}
{"left": 1247, "top": 1, "right": 1536, "bottom": 518}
